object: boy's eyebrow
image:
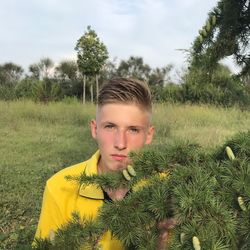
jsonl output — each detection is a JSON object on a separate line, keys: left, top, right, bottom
{"left": 100, "top": 122, "right": 147, "bottom": 129}
{"left": 100, "top": 121, "right": 117, "bottom": 127}
{"left": 127, "top": 125, "right": 149, "bottom": 131}
{"left": 101, "top": 121, "right": 116, "bottom": 125}
{"left": 128, "top": 125, "right": 145, "bottom": 129}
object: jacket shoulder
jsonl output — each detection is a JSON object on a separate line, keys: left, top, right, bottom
{"left": 46, "top": 150, "right": 100, "bottom": 194}
{"left": 46, "top": 161, "right": 87, "bottom": 193}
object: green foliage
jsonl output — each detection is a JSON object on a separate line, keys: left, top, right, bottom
{"left": 191, "top": 0, "right": 250, "bottom": 76}
{"left": 116, "top": 56, "right": 151, "bottom": 82}
{"left": 0, "top": 62, "right": 24, "bottom": 85}
{"left": 55, "top": 60, "right": 78, "bottom": 81}
{"left": 182, "top": 64, "right": 250, "bottom": 107}
{"left": 32, "top": 79, "right": 61, "bottom": 103}
{"left": 0, "top": 85, "right": 16, "bottom": 100}
{"left": 54, "top": 61, "right": 83, "bottom": 98}
{"left": 115, "top": 56, "right": 173, "bottom": 87}
{"left": 148, "top": 65, "right": 173, "bottom": 86}
{"left": 0, "top": 63, "right": 24, "bottom": 100}
{"left": 1, "top": 55, "right": 249, "bottom": 108}
{"left": 57, "top": 79, "right": 83, "bottom": 99}
{"left": 74, "top": 26, "right": 109, "bottom": 103}
{"left": 150, "top": 63, "right": 250, "bottom": 108}
{"left": 33, "top": 131, "right": 250, "bottom": 249}
{"left": 151, "top": 83, "right": 183, "bottom": 103}
{"left": 187, "top": 0, "right": 250, "bottom": 109}
{"left": 29, "top": 58, "right": 54, "bottom": 80}
{"left": 213, "top": 131, "right": 250, "bottom": 161}
{"left": 75, "top": 26, "right": 109, "bottom": 76}
{"left": 15, "top": 78, "right": 38, "bottom": 99}
{"left": 34, "top": 213, "right": 106, "bottom": 250}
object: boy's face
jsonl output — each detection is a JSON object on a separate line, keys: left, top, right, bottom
{"left": 91, "top": 103, "right": 154, "bottom": 173}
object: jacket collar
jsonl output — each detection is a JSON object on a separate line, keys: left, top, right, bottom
{"left": 78, "top": 151, "right": 157, "bottom": 200}
{"left": 78, "top": 150, "right": 104, "bottom": 200}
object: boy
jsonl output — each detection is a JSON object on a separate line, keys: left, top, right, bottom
{"left": 34, "top": 77, "right": 170, "bottom": 249}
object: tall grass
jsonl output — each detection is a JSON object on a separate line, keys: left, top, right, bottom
{"left": 153, "top": 103, "right": 250, "bottom": 148}
{"left": 0, "top": 100, "right": 249, "bottom": 249}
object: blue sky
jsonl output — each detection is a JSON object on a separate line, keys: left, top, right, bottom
{"left": 1, "top": 0, "right": 237, "bottom": 73}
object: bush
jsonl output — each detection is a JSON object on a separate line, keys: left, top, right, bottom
{"left": 182, "top": 65, "right": 250, "bottom": 108}
{"left": 32, "top": 79, "right": 61, "bottom": 103}
{"left": 15, "top": 78, "right": 37, "bottom": 99}
{"left": 0, "top": 85, "right": 16, "bottom": 100}
{"left": 151, "top": 84, "right": 183, "bottom": 103}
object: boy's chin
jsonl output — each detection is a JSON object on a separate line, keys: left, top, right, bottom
{"left": 110, "top": 163, "right": 127, "bottom": 172}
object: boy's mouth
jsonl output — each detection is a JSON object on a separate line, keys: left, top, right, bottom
{"left": 111, "top": 154, "right": 127, "bottom": 161}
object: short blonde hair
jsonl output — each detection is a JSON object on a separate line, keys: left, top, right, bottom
{"left": 98, "top": 77, "right": 152, "bottom": 112}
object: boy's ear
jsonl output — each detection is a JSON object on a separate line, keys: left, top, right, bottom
{"left": 145, "top": 126, "right": 154, "bottom": 145}
{"left": 90, "top": 119, "right": 97, "bottom": 139}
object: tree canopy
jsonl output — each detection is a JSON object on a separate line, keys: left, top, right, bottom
{"left": 29, "top": 58, "right": 54, "bottom": 80}
{"left": 75, "top": 25, "right": 109, "bottom": 76}
{"left": 0, "top": 62, "right": 23, "bottom": 85}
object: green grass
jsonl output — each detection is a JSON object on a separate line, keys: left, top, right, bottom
{"left": 0, "top": 100, "right": 249, "bottom": 249}
{"left": 153, "top": 103, "right": 250, "bottom": 148}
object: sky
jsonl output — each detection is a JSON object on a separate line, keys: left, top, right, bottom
{"left": 0, "top": 0, "right": 239, "bottom": 74}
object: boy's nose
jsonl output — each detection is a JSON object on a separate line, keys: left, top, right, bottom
{"left": 114, "top": 130, "right": 127, "bottom": 150}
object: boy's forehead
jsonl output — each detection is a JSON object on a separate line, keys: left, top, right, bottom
{"left": 95, "top": 103, "right": 152, "bottom": 122}
{"left": 96, "top": 102, "right": 150, "bottom": 114}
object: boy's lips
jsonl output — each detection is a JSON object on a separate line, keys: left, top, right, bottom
{"left": 111, "top": 154, "right": 127, "bottom": 161}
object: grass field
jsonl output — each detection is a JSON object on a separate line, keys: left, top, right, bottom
{"left": 0, "top": 100, "right": 249, "bottom": 249}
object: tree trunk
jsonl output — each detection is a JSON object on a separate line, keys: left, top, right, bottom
{"left": 96, "top": 74, "right": 99, "bottom": 101}
{"left": 83, "top": 74, "right": 86, "bottom": 103}
{"left": 90, "top": 79, "right": 93, "bottom": 103}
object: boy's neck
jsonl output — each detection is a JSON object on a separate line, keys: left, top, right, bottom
{"left": 104, "top": 187, "right": 129, "bottom": 201}
{"left": 97, "top": 159, "right": 129, "bottom": 201}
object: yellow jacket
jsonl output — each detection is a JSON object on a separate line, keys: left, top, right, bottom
{"left": 34, "top": 150, "right": 124, "bottom": 250}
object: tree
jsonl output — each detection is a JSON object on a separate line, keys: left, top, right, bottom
{"left": 75, "top": 26, "right": 109, "bottom": 103}
{"left": 116, "top": 56, "right": 174, "bottom": 86}
{"left": 55, "top": 60, "right": 78, "bottom": 81}
{"left": 148, "top": 64, "right": 173, "bottom": 86}
{"left": 181, "top": 63, "right": 250, "bottom": 107}
{"left": 0, "top": 62, "right": 24, "bottom": 100}
{"left": 191, "top": 0, "right": 250, "bottom": 77}
{"left": 116, "top": 56, "right": 151, "bottom": 82}
{"left": 29, "top": 58, "right": 54, "bottom": 80}
{"left": 54, "top": 60, "right": 81, "bottom": 98}
{"left": 0, "top": 62, "right": 24, "bottom": 85}
{"left": 99, "top": 58, "right": 118, "bottom": 84}
{"left": 183, "top": 0, "right": 250, "bottom": 108}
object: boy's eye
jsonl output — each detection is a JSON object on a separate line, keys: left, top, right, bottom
{"left": 129, "top": 127, "right": 140, "bottom": 134}
{"left": 104, "top": 124, "right": 115, "bottom": 129}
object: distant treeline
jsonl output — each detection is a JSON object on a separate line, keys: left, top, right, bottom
{"left": 0, "top": 56, "right": 249, "bottom": 108}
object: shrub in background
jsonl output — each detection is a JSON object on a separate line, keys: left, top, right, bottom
{"left": 0, "top": 85, "right": 16, "bottom": 100}
{"left": 32, "top": 79, "right": 61, "bottom": 103}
